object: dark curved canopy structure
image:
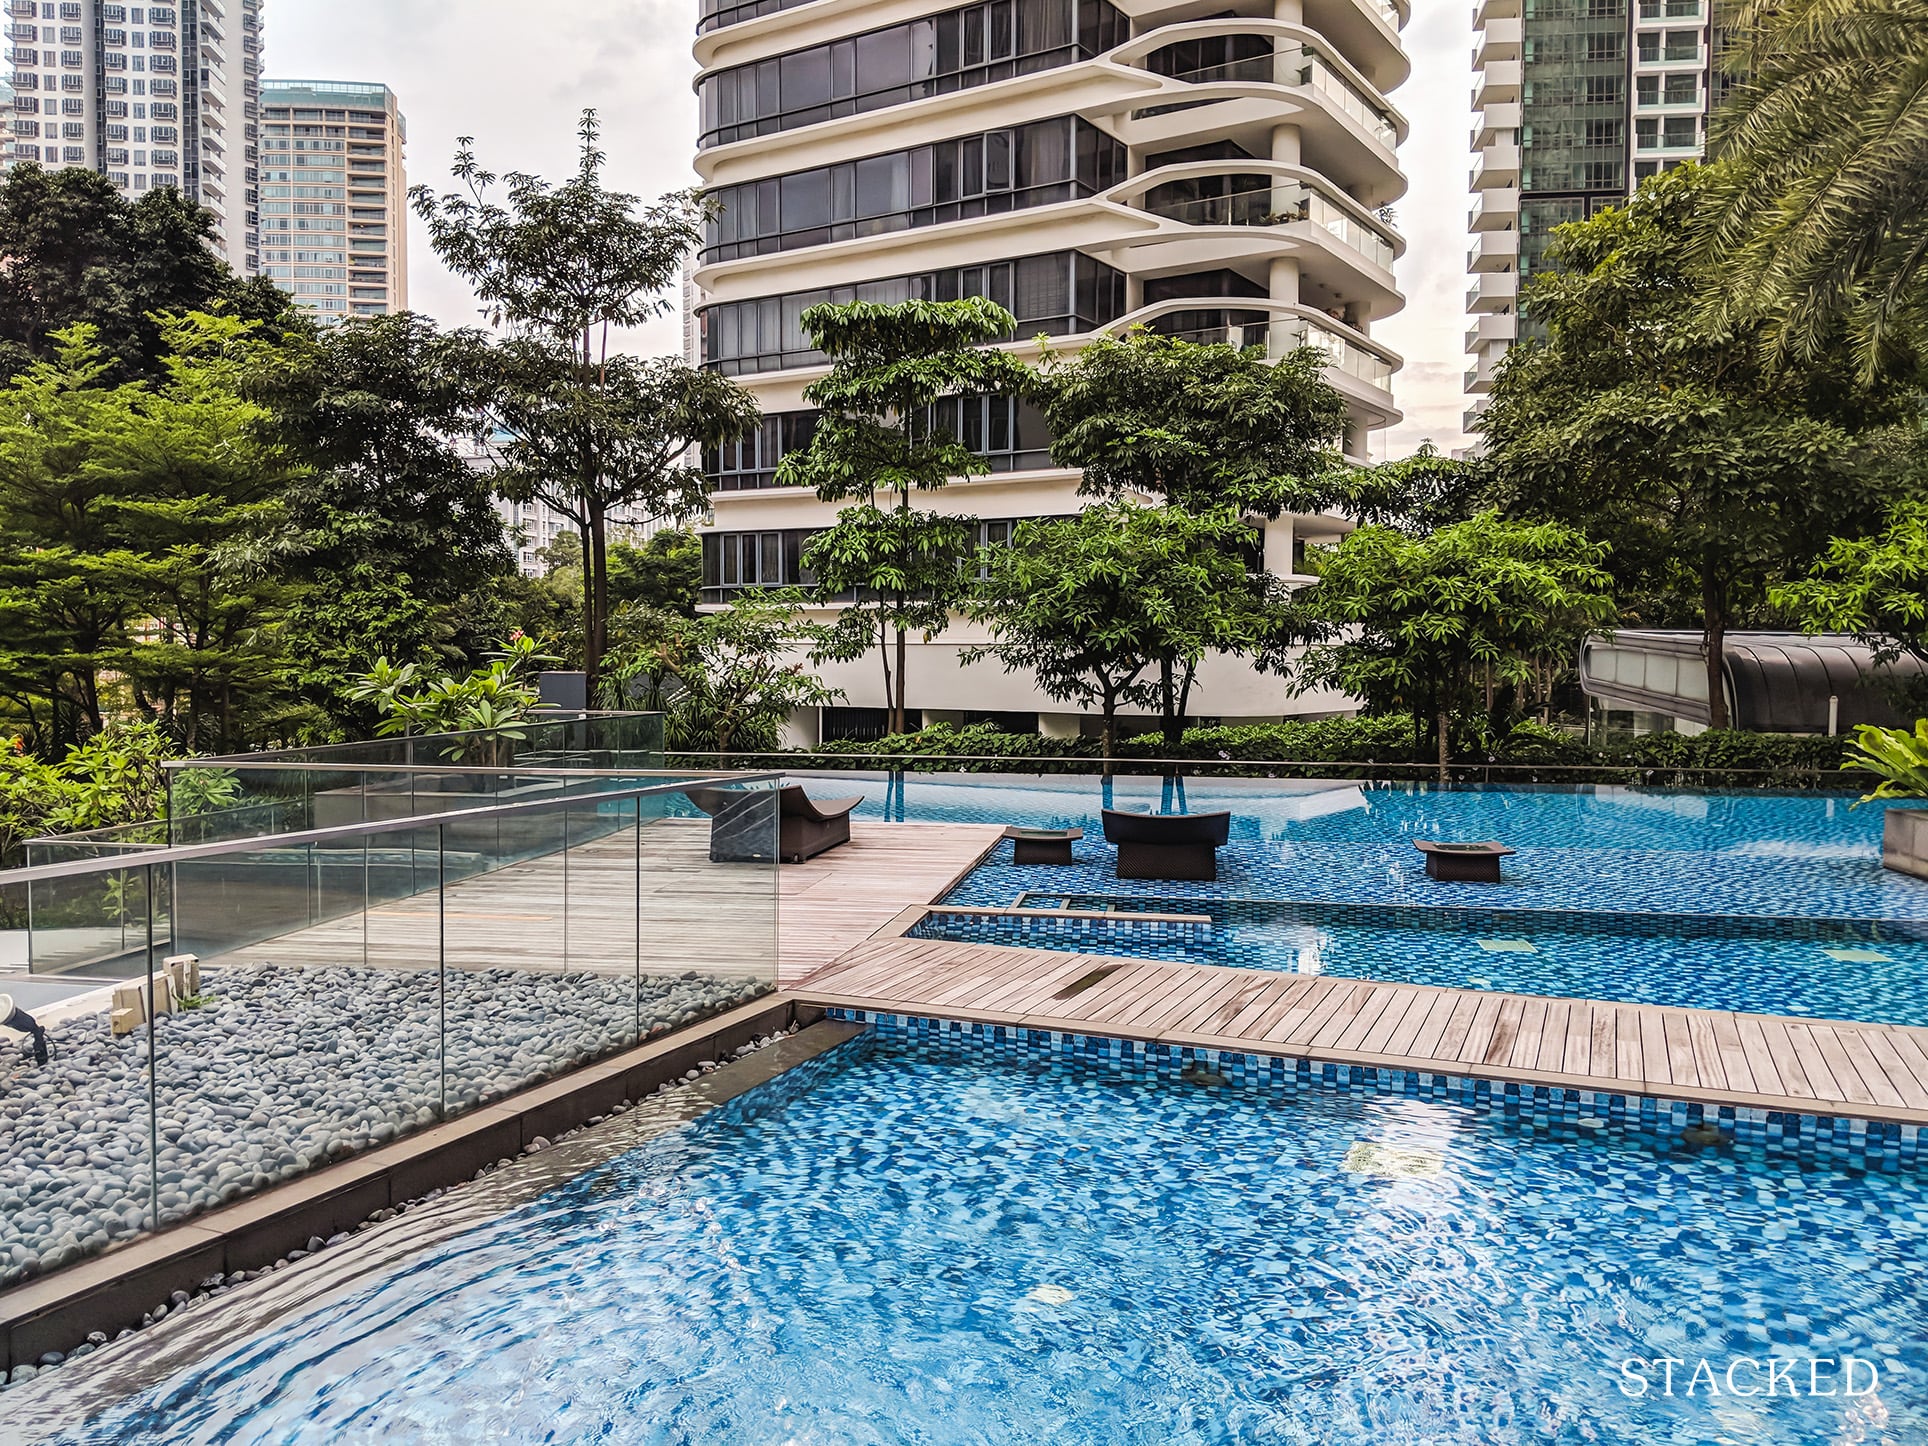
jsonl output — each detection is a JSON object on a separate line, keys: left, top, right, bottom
{"left": 1578, "top": 631, "right": 1926, "bottom": 734}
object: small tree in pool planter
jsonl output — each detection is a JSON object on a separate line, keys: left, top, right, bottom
{"left": 778, "top": 297, "right": 1032, "bottom": 734}
{"left": 1033, "top": 329, "right": 1349, "bottom": 741}
{"left": 1287, "top": 512, "right": 1617, "bottom": 782}
{"left": 966, "top": 502, "right": 1272, "bottom": 765}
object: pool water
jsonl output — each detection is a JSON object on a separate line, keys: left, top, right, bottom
{"left": 30, "top": 1035, "right": 1928, "bottom": 1445}
{"left": 914, "top": 895, "right": 1928, "bottom": 1025}
{"left": 822, "top": 773, "right": 1928, "bottom": 921}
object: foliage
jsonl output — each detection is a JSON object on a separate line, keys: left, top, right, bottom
{"left": 608, "top": 529, "right": 703, "bottom": 616}
{"left": 1698, "top": 0, "right": 1928, "bottom": 380}
{"left": 802, "top": 503, "right": 980, "bottom": 705}
{"left": 0, "top": 162, "right": 294, "bottom": 382}
{"left": 1476, "top": 164, "right": 1910, "bottom": 727}
{"left": 1772, "top": 496, "right": 1928, "bottom": 672}
{"left": 779, "top": 297, "right": 1032, "bottom": 732}
{"left": 0, "top": 722, "right": 240, "bottom": 863}
{"left": 1844, "top": 720, "right": 1928, "bottom": 802}
{"left": 412, "top": 110, "right": 736, "bottom": 690}
{"left": 775, "top": 715, "right": 1857, "bottom": 786}
{"left": 1033, "top": 327, "right": 1347, "bottom": 517}
{"left": 966, "top": 503, "right": 1274, "bottom": 763}
{"left": 347, "top": 634, "right": 554, "bottom": 758}
{"left": 1288, "top": 512, "right": 1617, "bottom": 779}
{"left": 0, "top": 315, "right": 303, "bottom": 753}
{"left": 600, "top": 591, "right": 841, "bottom": 754}
{"left": 252, "top": 312, "right": 517, "bottom": 742}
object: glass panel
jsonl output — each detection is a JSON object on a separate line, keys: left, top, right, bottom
{"left": 0, "top": 866, "right": 158, "bottom": 1284}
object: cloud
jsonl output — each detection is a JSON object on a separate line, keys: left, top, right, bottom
{"left": 267, "top": 2, "right": 1472, "bottom": 445}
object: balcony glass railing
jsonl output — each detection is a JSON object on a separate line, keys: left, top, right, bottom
{"left": 1147, "top": 47, "right": 1398, "bottom": 149}
{"left": 0, "top": 758, "right": 782, "bottom": 1289}
{"left": 1138, "top": 183, "right": 1396, "bottom": 269}
{"left": 1293, "top": 318, "right": 1394, "bottom": 389}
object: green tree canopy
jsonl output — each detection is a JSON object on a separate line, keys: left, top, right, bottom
{"left": 1698, "top": 0, "right": 1928, "bottom": 380}
{"left": 412, "top": 109, "right": 734, "bottom": 691}
{"left": 1033, "top": 328, "right": 1348, "bottom": 517}
{"left": 263, "top": 312, "right": 517, "bottom": 739}
{"left": 1771, "top": 491, "right": 1928, "bottom": 711}
{"left": 608, "top": 529, "right": 703, "bottom": 617}
{"left": 0, "top": 163, "right": 291, "bottom": 380}
{"left": 485, "top": 340, "right": 757, "bottom": 673}
{"left": 779, "top": 297, "right": 1033, "bottom": 732}
{"left": 966, "top": 502, "right": 1269, "bottom": 763}
{"left": 1475, "top": 163, "right": 1911, "bottom": 728}
{"left": 1287, "top": 512, "right": 1617, "bottom": 780}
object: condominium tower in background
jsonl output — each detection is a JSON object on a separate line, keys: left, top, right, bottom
{"left": 3, "top": 0, "right": 262, "bottom": 271}
{"left": 1465, "top": 0, "right": 1715, "bottom": 423}
{"left": 259, "top": 79, "right": 407, "bottom": 319}
{"left": 691, "top": 0, "right": 1410, "bottom": 741}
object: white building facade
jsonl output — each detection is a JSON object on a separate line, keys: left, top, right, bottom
{"left": 259, "top": 79, "right": 408, "bottom": 321}
{"left": 691, "top": 0, "right": 1411, "bottom": 741}
{"left": 1466, "top": 0, "right": 1716, "bottom": 423}
{"left": 3, "top": 0, "right": 261, "bottom": 272}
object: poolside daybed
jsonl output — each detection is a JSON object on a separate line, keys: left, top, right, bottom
{"left": 688, "top": 785, "right": 863, "bottom": 864}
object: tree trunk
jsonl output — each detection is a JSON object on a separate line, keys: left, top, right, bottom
{"left": 577, "top": 517, "right": 596, "bottom": 688}
{"left": 1177, "top": 662, "right": 1197, "bottom": 736}
{"left": 1437, "top": 703, "right": 1451, "bottom": 786}
{"left": 586, "top": 497, "right": 610, "bottom": 697}
{"left": 1702, "top": 560, "right": 1729, "bottom": 731}
{"left": 876, "top": 608, "right": 895, "bottom": 736}
{"left": 1101, "top": 696, "right": 1118, "bottom": 768}
{"left": 894, "top": 625, "right": 908, "bottom": 735}
{"left": 1159, "top": 657, "right": 1180, "bottom": 748}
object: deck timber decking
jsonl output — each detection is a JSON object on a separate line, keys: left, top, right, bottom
{"left": 223, "top": 819, "right": 1002, "bottom": 985}
{"left": 796, "top": 935, "right": 1928, "bottom": 1127}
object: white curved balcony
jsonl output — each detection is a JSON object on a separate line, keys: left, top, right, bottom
{"left": 1110, "top": 160, "right": 1400, "bottom": 270}
{"left": 1094, "top": 296, "right": 1401, "bottom": 421}
{"left": 696, "top": 20, "right": 1405, "bottom": 208}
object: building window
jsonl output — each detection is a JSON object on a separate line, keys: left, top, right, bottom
{"left": 699, "top": 252, "right": 1127, "bottom": 375}
{"left": 699, "top": 0, "right": 1125, "bottom": 149}
{"left": 703, "top": 117, "right": 1124, "bottom": 262}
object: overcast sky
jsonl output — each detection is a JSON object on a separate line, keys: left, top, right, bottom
{"left": 268, "top": 0, "right": 1473, "bottom": 457}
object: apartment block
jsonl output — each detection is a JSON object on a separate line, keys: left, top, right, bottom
{"left": 691, "top": 0, "right": 1411, "bottom": 740}
{"left": 260, "top": 79, "right": 407, "bottom": 320}
{"left": 2, "top": 0, "right": 261, "bottom": 271}
{"left": 1466, "top": 0, "right": 1714, "bottom": 420}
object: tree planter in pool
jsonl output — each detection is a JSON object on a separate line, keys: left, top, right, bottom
{"left": 1882, "top": 808, "right": 1928, "bottom": 881}
{"left": 1415, "top": 840, "right": 1516, "bottom": 882}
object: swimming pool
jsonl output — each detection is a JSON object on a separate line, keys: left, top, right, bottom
{"left": 914, "top": 894, "right": 1928, "bottom": 1025}
{"left": 818, "top": 771, "right": 1928, "bottom": 921}
{"left": 14, "top": 1030, "right": 1924, "bottom": 1445}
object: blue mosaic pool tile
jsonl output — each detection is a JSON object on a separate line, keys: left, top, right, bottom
{"left": 915, "top": 883, "right": 1928, "bottom": 1025}
{"left": 830, "top": 1010, "right": 1927, "bottom": 1173}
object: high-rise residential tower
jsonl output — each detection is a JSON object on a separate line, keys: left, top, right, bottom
{"left": 691, "top": 0, "right": 1410, "bottom": 741}
{"left": 2, "top": 0, "right": 262, "bottom": 271}
{"left": 1465, "top": 0, "right": 1714, "bottom": 422}
{"left": 259, "top": 79, "right": 407, "bottom": 320}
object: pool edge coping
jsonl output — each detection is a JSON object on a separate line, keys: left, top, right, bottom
{"left": 0, "top": 993, "right": 839, "bottom": 1379}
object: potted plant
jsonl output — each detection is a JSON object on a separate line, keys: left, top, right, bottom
{"left": 1845, "top": 721, "right": 1928, "bottom": 878}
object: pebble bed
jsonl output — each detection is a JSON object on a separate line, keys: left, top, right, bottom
{"left": 0, "top": 1027, "right": 799, "bottom": 1392}
{"left": 0, "top": 963, "right": 772, "bottom": 1289}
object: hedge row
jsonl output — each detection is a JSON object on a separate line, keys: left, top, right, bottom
{"left": 671, "top": 717, "right": 1869, "bottom": 789}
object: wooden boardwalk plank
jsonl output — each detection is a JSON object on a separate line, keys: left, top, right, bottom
{"left": 795, "top": 934, "right": 1928, "bottom": 1126}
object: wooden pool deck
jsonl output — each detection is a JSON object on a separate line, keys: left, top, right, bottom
{"left": 228, "top": 819, "right": 1003, "bottom": 985}
{"left": 218, "top": 814, "right": 1928, "bottom": 1127}
{"left": 794, "top": 933, "right": 1928, "bottom": 1127}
